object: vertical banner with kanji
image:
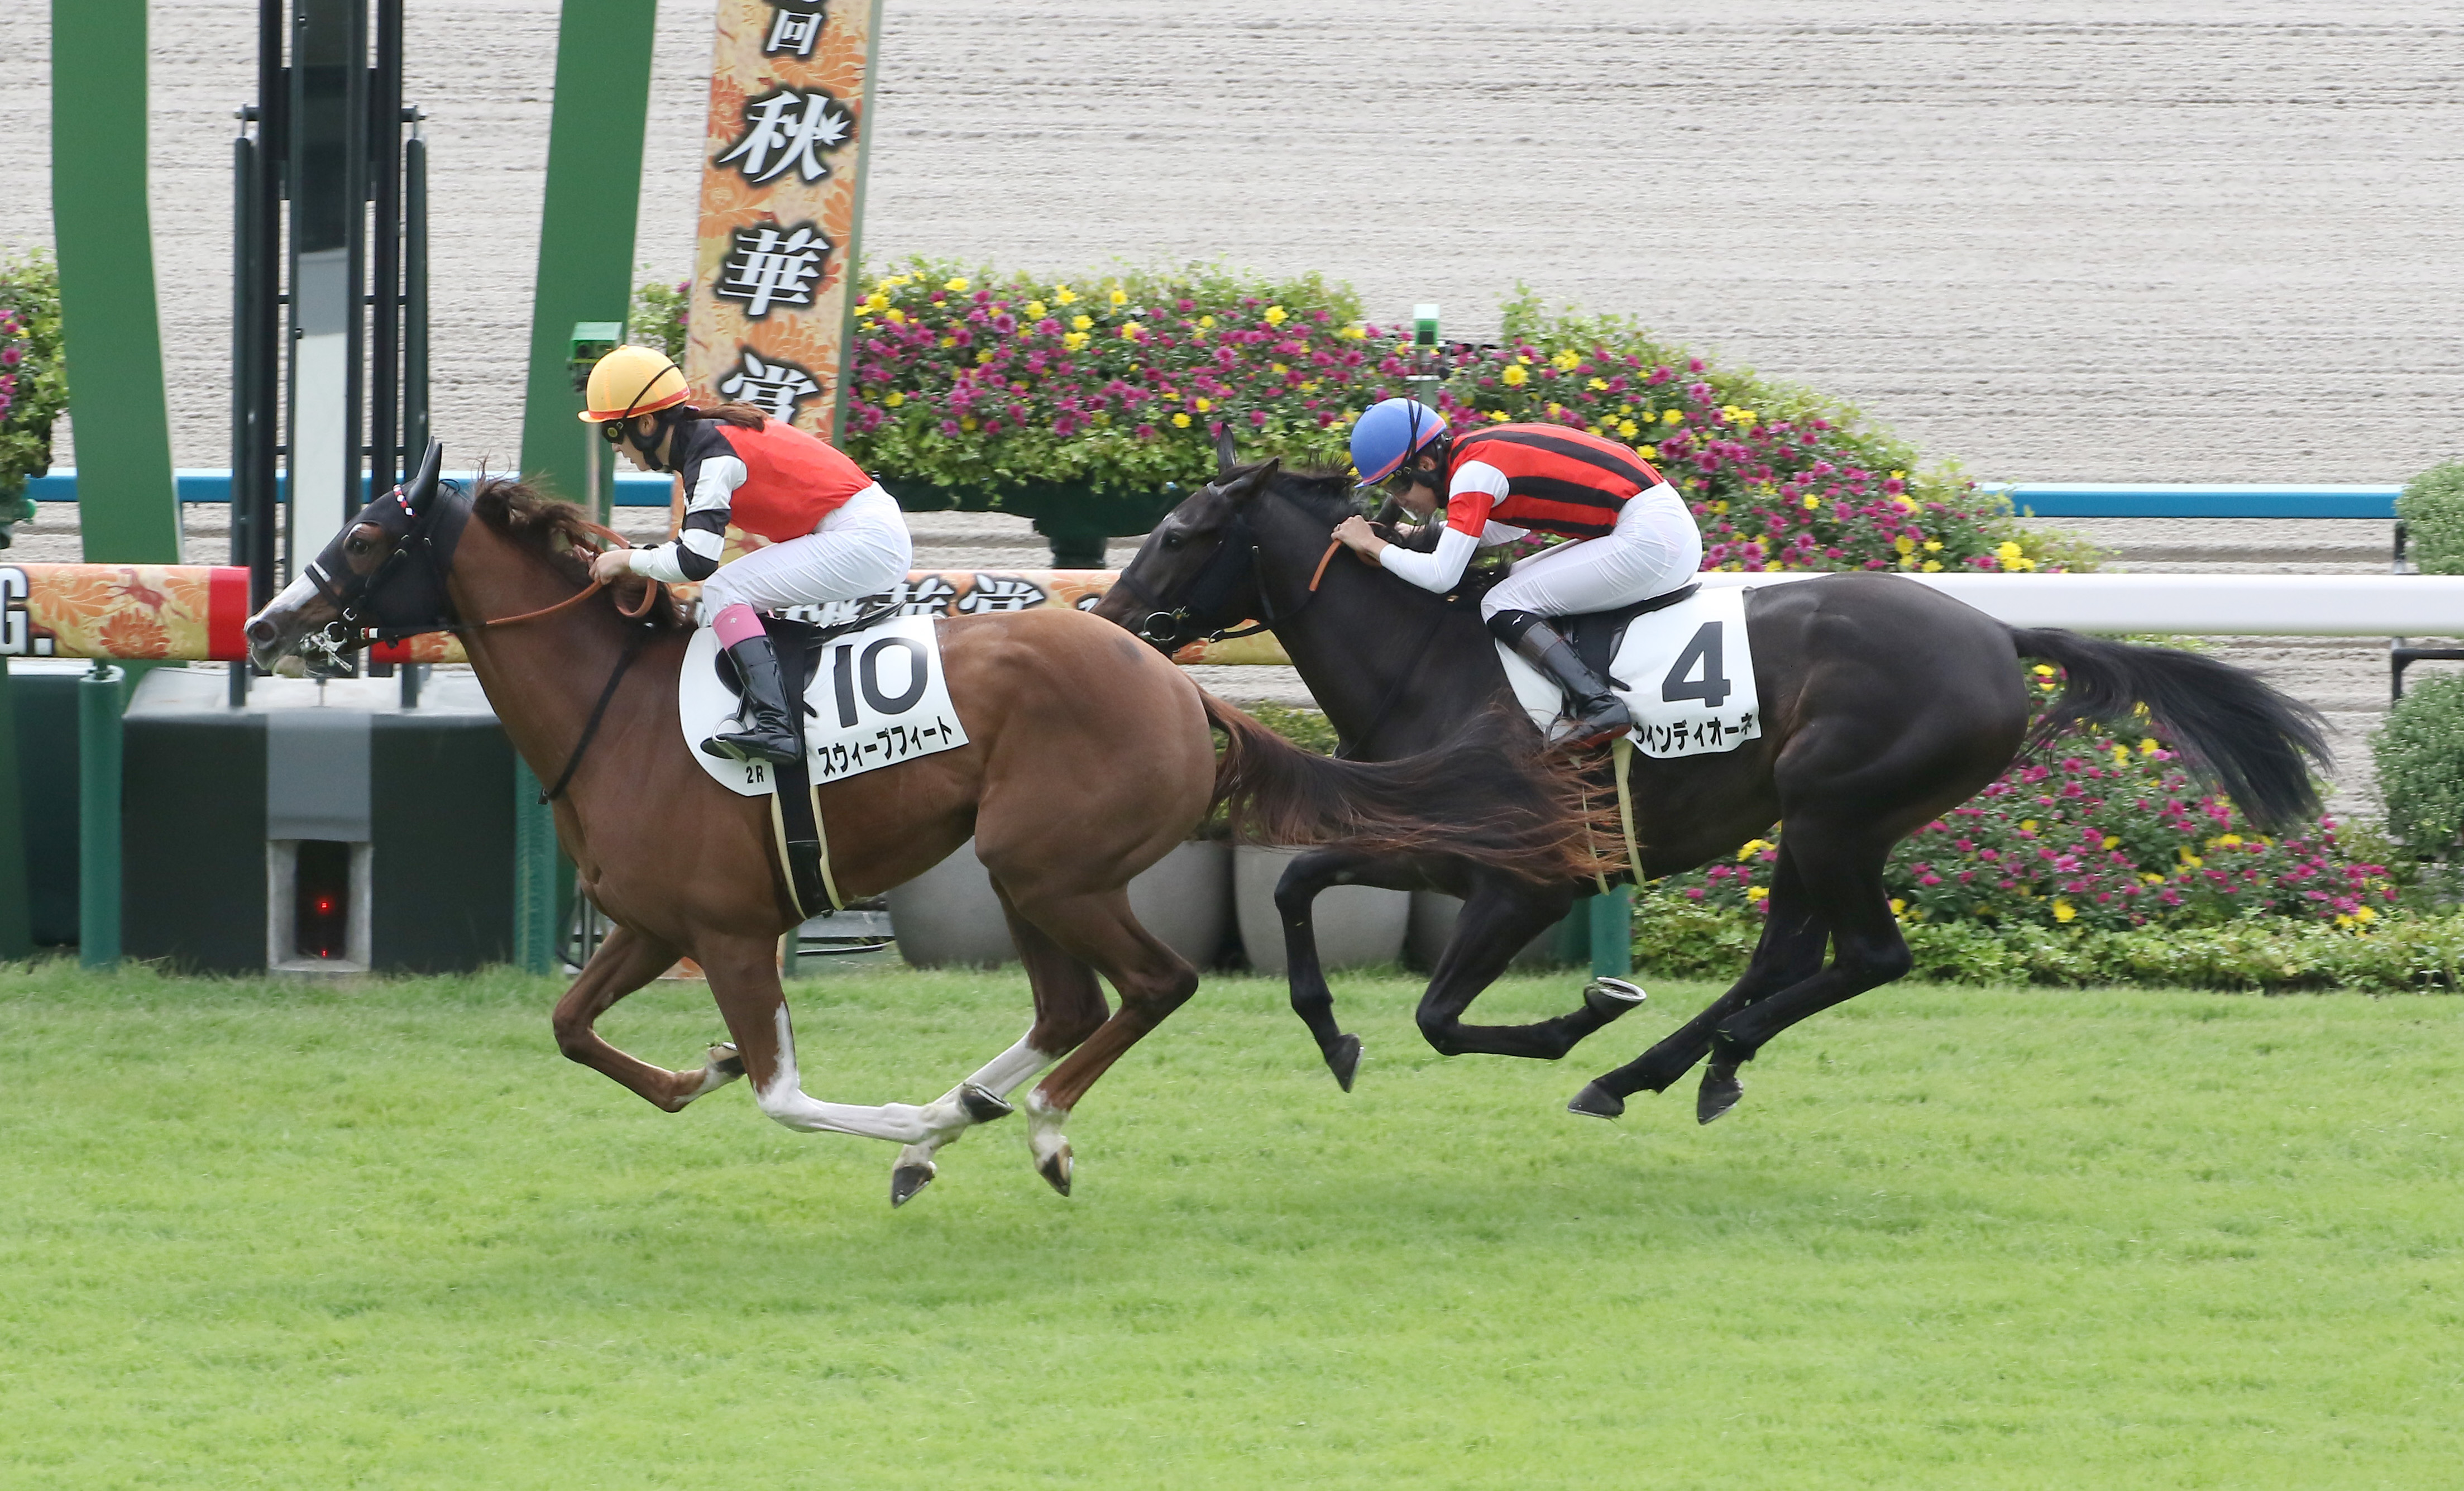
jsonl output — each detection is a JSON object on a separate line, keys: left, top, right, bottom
{"left": 686, "top": 0, "right": 881, "bottom": 446}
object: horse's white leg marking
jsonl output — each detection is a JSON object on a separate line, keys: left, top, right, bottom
{"left": 753, "top": 1006, "right": 943, "bottom": 1143}
{"left": 892, "top": 1031, "right": 1060, "bottom": 1174}
{"left": 1022, "top": 1086, "right": 1071, "bottom": 1172}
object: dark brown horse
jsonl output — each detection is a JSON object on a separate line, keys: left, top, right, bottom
{"left": 1096, "top": 460, "right": 2331, "bottom": 1123}
{"left": 245, "top": 447, "right": 1597, "bottom": 1205}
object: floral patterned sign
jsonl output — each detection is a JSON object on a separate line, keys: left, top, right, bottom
{"left": 0, "top": 563, "right": 248, "bottom": 661}
{"left": 685, "top": 0, "right": 880, "bottom": 445}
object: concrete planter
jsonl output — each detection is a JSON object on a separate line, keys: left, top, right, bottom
{"left": 888, "top": 838, "right": 1233, "bottom": 968}
{"left": 1234, "top": 844, "right": 1411, "bottom": 974}
{"left": 1405, "top": 890, "right": 1575, "bottom": 973}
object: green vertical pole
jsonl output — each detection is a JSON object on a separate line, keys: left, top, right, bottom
{"left": 512, "top": 759, "right": 558, "bottom": 974}
{"left": 0, "top": 659, "right": 31, "bottom": 960}
{"left": 517, "top": 0, "right": 659, "bottom": 503}
{"left": 50, "top": 0, "right": 181, "bottom": 565}
{"left": 77, "top": 663, "right": 123, "bottom": 969}
{"left": 1588, "top": 885, "right": 1633, "bottom": 979}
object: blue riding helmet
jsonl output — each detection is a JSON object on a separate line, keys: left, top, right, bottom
{"left": 1349, "top": 398, "right": 1448, "bottom": 486}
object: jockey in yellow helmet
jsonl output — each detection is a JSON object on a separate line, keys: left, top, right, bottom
{"left": 578, "top": 346, "right": 913, "bottom": 764}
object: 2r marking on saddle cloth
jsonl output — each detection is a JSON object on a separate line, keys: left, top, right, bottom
{"left": 1497, "top": 584, "right": 1762, "bottom": 758}
{"left": 680, "top": 614, "right": 970, "bottom": 796}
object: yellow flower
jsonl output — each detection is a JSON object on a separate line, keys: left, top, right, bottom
{"left": 1194, "top": 397, "right": 1211, "bottom": 413}
{"left": 1803, "top": 495, "right": 1821, "bottom": 509}
{"left": 2142, "top": 872, "right": 2165, "bottom": 885}
{"left": 1639, "top": 444, "right": 1657, "bottom": 460}
{"left": 864, "top": 292, "right": 889, "bottom": 313}
{"left": 939, "top": 335, "right": 956, "bottom": 348}
{"left": 1738, "top": 839, "right": 1770, "bottom": 860}
{"left": 1589, "top": 377, "right": 1610, "bottom": 391}
{"left": 1890, "top": 470, "right": 1906, "bottom": 480}
{"left": 959, "top": 415, "right": 978, "bottom": 432}
{"left": 1062, "top": 332, "right": 1089, "bottom": 351}
{"left": 1264, "top": 305, "right": 1288, "bottom": 325}
{"left": 884, "top": 308, "right": 906, "bottom": 324}
{"left": 943, "top": 276, "right": 970, "bottom": 293}
{"left": 2178, "top": 848, "right": 2203, "bottom": 868}
{"left": 1618, "top": 420, "right": 1640, "bottom": 439}
{"left": 1745, "top": 886, "right": 1769, "bottom": 902}
{"left": 1924, "top": 539, "right": 1943, "bottom": 552}
{"left": 1272, "top": 364, "right": 1289, "bottom": 376}
{"left": 1025, "top": 299, "right": 1047, "bottom": 319}
{"left": 2141, "top": 737, "right": 2160, "bottom": 755}
{"left": 2101, "top": 835, "right": 2120, "bottom": 849}
{"left": 1488, "top": 410, "right": 1509, "bottom": 422}
{"left": 2355, "top": 905, "right": 2378, "bottom": 923}
{"left": 1894, "top": 535, "right": 1916, "bottom": 555}
{"left": 1501, "top": 365, "right": 1529, "bottom": 386}
{"left": 1119, "top": 322, "right": 1144, "bottom": 340}
{"left": 2020, "top": 819, "right": 2038, "bottom": 831}
{"left": 2113, "top": 744, "right": 2131, "bottom": 763}
{"left": 1071, "top": 314, "right": 1092, "bottom": 331}
{"left": 1339, "top": 323, "right": 1365, "bottom": 338}
{"left": 1921, "top": 560, "right": 1943, "bottom": 572}
{"left": 1108, "top": 286, "right": 1128, "bottom": 306}
{"left": 1553, "top": 350, "right": 1581, "bottom": 371}
{"left": 1662, "top": 409, "right": 1682, "bottom": 424}
{"left": 2030, "top": 664, "right": 2054, "bottom": 676}
{"left": 975, "top": 348, "right": 994, "bottom": 364}
{"left": 1997, "top": 541, "right": 2025, "bottom": 561}
{"left": 1200, "top": 316, "right": 1216, "bottom": 329}
{"left": 884, "top": 390, "right": 905, "bottom": 408}
{"left": 1895, "top": 496, "right": 1917, "bottom": 511}
{"left": 1889, "top": 898, "right": 1907, "bottom": 916}
{"left": 2212, "top": 834, "right": 2243, "bottom": 847}
{"left": 2052, "top": 899, "right": 2077, "bottom": 923}
{"left": 1171, "top": 413, "right": 1191, "bottom": 428}
{"left": 1053, "top": 285, "right": 1078, "bottom": 304}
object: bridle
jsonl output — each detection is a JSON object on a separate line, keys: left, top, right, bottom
{"left": 295, "top": 438, "right": 662, "bottom": 669}
{"left": 1112, "top": 486, "right": 1345, "bottom": 650}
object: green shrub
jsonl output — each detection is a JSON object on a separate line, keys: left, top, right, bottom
{"left": 1634, "top": 900, "right": 2464, "bottom": 992}
{"left": 628, "top": 276, "right": 688, "bottom": 367}
{"left": 0, "top": 249, "right": 66, "bottom": 543}
{"left": 2374, "top": 673, "right": 2464, "bottom": 855}
{"left": 2398, "top": 460, "right": 2464, "bottom": 576}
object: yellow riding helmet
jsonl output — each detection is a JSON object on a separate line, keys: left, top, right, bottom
{"left": 578, "top": 345, "right": 692, "bottom": 423}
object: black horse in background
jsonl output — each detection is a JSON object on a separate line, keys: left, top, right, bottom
{"left": 1093, "top": 460, "right": 2331, "bottom": 1124}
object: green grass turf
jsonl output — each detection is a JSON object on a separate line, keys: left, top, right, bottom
{"left": 1, "top": 961, "right": 2459, "bottom": 1489}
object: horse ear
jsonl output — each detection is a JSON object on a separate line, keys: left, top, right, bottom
{"left": 1214, "top": 423, "right": 1239, "bottom": 474}
{"left": 1225, "top": 456, "right": 1280, "bottom": 504}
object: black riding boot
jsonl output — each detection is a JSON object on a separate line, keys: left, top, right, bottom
{"left": 1489, "top": 609, "right": 1633, "bottom": 748}
{"left": 702, "top": 633, "right": 804, "bottom": 765}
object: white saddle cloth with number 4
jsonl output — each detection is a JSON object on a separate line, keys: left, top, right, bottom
{"left": 680, "top": 613, "right": 970, "bottom": 796}
{"left": 1497, "top": 584, "right": 1763, "bottom": 757}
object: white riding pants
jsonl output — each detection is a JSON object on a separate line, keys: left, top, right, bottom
{"left": 1479, "top": 481, "right": 1704, "bottom": 622}
{"left": 697, "top": 484, "right": 914, "bottom": 615}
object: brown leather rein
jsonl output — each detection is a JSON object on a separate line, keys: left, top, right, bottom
{"left": 468, "top": 533, "right": 666, "bottom": 630}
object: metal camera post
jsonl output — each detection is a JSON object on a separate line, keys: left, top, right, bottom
{"left": 1408, "top": 302, "right": 1442, "bottom": 402}
{"left": 568, "top": 323, "right": 625, "bottom": 527}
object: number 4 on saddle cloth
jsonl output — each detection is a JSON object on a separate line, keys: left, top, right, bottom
{"left": 678, "top": 610, "right": 970, "bottom": 915}
{"left": 1495, "top": 584, "right": 1763, "bottom": 757}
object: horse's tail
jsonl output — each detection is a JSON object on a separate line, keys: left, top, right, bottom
{"left": 1200, "top": 692, "right": 1610, "bottom": 882}
{"left": 2008, "top": 627, "right": 2331, "bottom": 834}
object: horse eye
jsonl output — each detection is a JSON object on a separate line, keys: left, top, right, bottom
{"left": 1160, "top": 532, "right": 1185, "bottom": 551}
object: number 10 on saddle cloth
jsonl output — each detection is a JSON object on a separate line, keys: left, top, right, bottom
{"left": 680, "top": 614, "right": 970, "bottom": 796}
{"left": 1498, "top": 585, "right": 1763, "bottom": 757}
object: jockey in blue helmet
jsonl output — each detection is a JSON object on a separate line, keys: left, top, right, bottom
{"left": 1337, "top": 396, "right": 1705, "bottom": 748}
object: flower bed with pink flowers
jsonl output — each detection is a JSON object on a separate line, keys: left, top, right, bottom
{"left": 820, "top": 262, "right": 2090, "bottom": 574}
{"left": 0, "top": 250, "right": 65, "bottom": 543}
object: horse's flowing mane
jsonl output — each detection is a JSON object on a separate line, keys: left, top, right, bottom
{"left": 467, "top": 475, "right": 688, "bottom": 632}
{"left": 1264, "top": 467, "right": 1363, "bottom": 528}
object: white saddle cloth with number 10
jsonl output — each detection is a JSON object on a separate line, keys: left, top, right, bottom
{"left": 679, "top": 613, "right": 970, "bottom": 796}
{"left": 1496, "top": 584, "right": 1763, "bottom": 757}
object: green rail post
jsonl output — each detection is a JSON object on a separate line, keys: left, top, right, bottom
{"left": 1588, "top": 884, "right": 1633, "bottom": 979}
{"left": 77, "top": 662, "right": 123, "bottom": 969}
{"left": 517, "top": 0, "right": 658, "bottom": 504}
{"left": 512, "top": 759, "right": 559, "bottom": 974}
{"left": 50, "top": 0, "right": 182, "bottom": 566}
{"left": 0, "top": 658, "right": 31, "bottom": 960}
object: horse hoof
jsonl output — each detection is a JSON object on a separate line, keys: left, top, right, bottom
{"left": 1036, "top": 1143, "right": 1073, "bottom": 1198}
{"left": 1582, "top": 978, "right": 1648, "bottom": 1021}
{"left": 1567, "top": 1082, "right": 1625, "bottom": 1120}
{"left": 889, "top": 1161, "right": 936, "bottom": 1208}
{"left": 1697, "top": 1064, "right": 1743, "bottom": 1125}
{"left": 706, "top": 1043, "right": 744, "bottom": 1079}
{"left": 1327, "top": 1034, "right": 1362, "bottom": 1093}
{"left": 958, "top": 1083, "right": 1014, "bottom": 1124}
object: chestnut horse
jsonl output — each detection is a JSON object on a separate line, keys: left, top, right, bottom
{"left": 246, "top": 447, "right": 1598, "bottom": 1205}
